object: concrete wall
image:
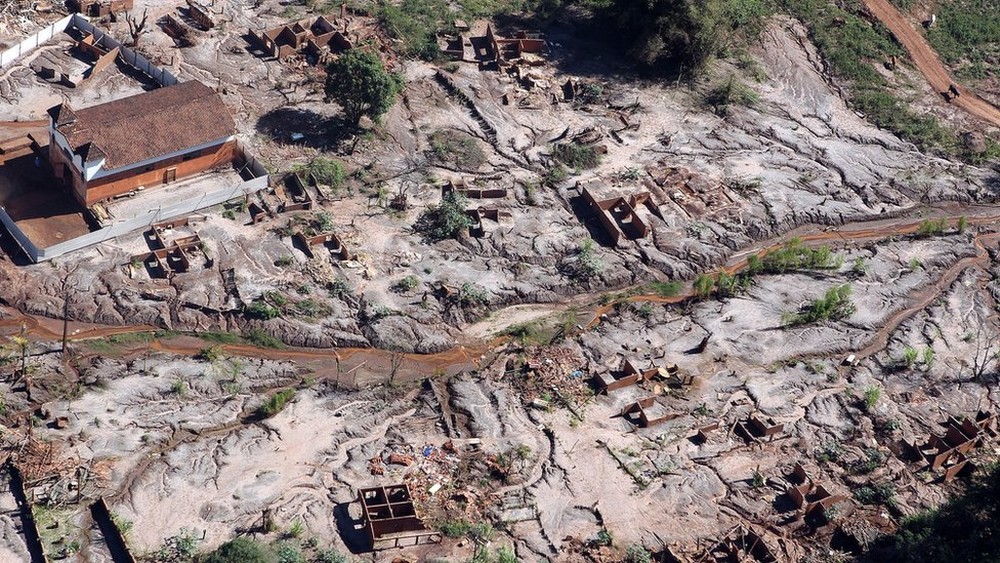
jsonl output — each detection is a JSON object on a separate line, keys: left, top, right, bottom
{"left": 0, "top": 14, "right": 74, "bottom": 67}
{"left": 70, "top": 15, "right": 179, "bottom": 86}
{"left": 35, "top": 173, "right": 268, "bottom": 261}
{"left": 1, "top": 14, "right": 178, "bottom": 87}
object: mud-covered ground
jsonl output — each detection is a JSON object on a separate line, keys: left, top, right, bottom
{"left": 1, "top": 0, "right": 1000, "bottom": 562}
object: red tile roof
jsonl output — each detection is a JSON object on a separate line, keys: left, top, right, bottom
{"left": 48, "top": 81, "right": 237, "bottom": 170}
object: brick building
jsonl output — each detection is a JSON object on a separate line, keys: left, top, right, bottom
{"left": 47, "top": 80, "right": 237, "bottom": 207}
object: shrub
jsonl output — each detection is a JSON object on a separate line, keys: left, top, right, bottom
{"left": 458, "top": 282, "right": 489, "bottom": 307}
{"left": 917, "top": 218, "right": 947, "bottom": 238}
{"left": 314, "top": 549, "right": 347, "bottom": 563}
{"left": 303, "top": 158, "right": 347, "bottom": 191}
{"left": 429, "top": 130, "right": 486, "bottom": 170}
{"left": 705, "top": 76, "right": 759, "bottom": 116}
{"left": 863, "top": 385, "right": 881, "bottom": 412}
{"left": 416, "top": 191, "right": 473, "bottom": 240}
{"left": 575, "top": 238, "right": 603, "bottom": 278}
{"left": 245, "top": 301, "right": 281, "bottom": 321}
{"left": 196, "top": 346, "right": 224, "bottom": 362}
{"left": 276, "top": 542, "right": 304, "bottom": 563}
{"left": 392, "top": 275, "right": 420, "bottom": 293}
{"left": 204, "top": 537, "right": 274, "bottom": 563}
{"left": 258, "top": 389, "right": 296, "bottom": 418}
{"left": 327, "top": 278, "right": 351, "bottom": 298}
{"left": 855, "top": 482, "right": 896, "bottom": 506}
{"left": 648, "top": 281, "right": 682, "bottom": 297}
{"left": 245, "top": 329, "right": 285, "bottom": 349}
{"left": 784, "top": 284, "right": 855, "bottom": 326}
{"left": 551, "top": 143, "right": 600, "bottom": 169}
{"left": 624, "top": 544, "right": 653, "bottom": 563}
{"left": 439, "top": 519, "right": 472, "bottom": 537}
{"left": 693, "top": 273, "right": 715, "bottom": 298}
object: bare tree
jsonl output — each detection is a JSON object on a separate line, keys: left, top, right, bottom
{"left": 125, "top": 9, "right": 149, "bottom": 47}
{"left": 970, "top": 322, "right": 1000, "bottom": 382}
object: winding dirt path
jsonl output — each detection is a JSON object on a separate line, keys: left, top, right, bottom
{"left": 864, "top": 0, "right": 1000, "bottom": 127}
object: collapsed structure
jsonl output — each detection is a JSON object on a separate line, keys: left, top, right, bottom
{"left": 249, "top": 14, "right": 352, "bottom": 62}
{"left": 578, "top": 178, "right": 659, "bottom": 245}
{"left": 67, "top": 0, "right": 133, "bottom": 17}
{"left": 357, "top": 484, "right": 441, "bottom": 549}
{"left": 47, "top": 80, "right": 238, "bottom": 206}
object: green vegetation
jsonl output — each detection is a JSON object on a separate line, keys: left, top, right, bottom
{"left": 429, "top": 130, "right": 487, "bottom": 170}
{"left": 245, "top": 329, "right": 285, "bottom": 349}
{"left": 855, "top": 481, "right": 896, "bottom": 507}
{"left": 301, "top": 157, "right": 347, "bottom": 192}
{"left": 693, "top": 273, "right": 715, "bottom": 298}
{"left": 257, "top": 389, "right": 296, "bottom": 419}
{"left": 82, "top": 331, "right": 156, "bottom": 354}
{"left": 551, "top": 143, "right": 600, "bottom": 169}
{"left": 585, "top": 0, "right": 770, "bottom": 72}
{"left": 204, "top": 537, "right": 274, "bottom": 563}
{"left": 648, "top": 280, "right": 682, "bottom": 297}
{"left": 624, "top": 544, "right": 654, "bottom": 563}
{"left": 917, "top": 218, "right": 947, "bottom": 237}
{"left": 851, "top": 447, "right": 885, "bottom": 473}
{"left": 245, "top": 301, "right": 281, "bottom": 321}
{"left": 458, "top": 282, "right": 490, "bottom": 307}
{"left": 779, "top": 0, "right": 956, "bottom": 153}
{"left": 416, "top": 191, "right": 473, "bottom": 240}
{"left": 926, "top": 0, "right": 1000, "bottom": 79}
{"left": 757, "top": 238, "right": 841, "bottom": 274}
{"left": 863, "top": 385, "right": 881, "bottom": 412}
{"left": 324, "top": 49, "right": 403, "bottom": 126}
{"left": 197, "top": 346, "right": 225, "bottom": 362}
{"left": 885, "top": 463, "right": 1000, "bottom": 561}
{"left": 392, "top": 275, "right": 420, "bottom": 293}
{"left": 197, "top": 331, "right": 244, "bottom": 345}
{"left": 575, "top": 238, "right": 604, "bottom": 278}
{"left": 705, "top": 76, "right": 760, "bottom": 116}
{"left": 784, "top": 284, "right": 856, "bottom": 326}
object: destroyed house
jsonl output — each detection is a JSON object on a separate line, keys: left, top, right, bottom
{"left": 68, "top": 0, "right": 134, "bottom": 17}
{"left": 482, "top": 24, "right": 545, "bottom": 66}
{"left": 47, "top": 80, "right": 238, "bottom": 207}
{"left": 252, "top": 15, "right": 352, "bottom": 61}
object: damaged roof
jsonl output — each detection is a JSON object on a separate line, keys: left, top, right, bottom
{"left": 48, "top": 80, "right": 237, "bottom": 170}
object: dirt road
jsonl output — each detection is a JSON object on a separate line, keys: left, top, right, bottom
{"left": 864, "top": 0, "right": 1000, "bottom": 128}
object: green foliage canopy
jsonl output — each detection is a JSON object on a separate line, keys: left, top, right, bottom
{"left": 325, "top": 49, "right": 404, "bottom": 126}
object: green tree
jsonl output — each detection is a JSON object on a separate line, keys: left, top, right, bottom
{"left": 204, "top": 537, "right": 274, "bottom": 563}
{"left": 585, "top": 0, "right": 769, "bottom": 72}
{"left": 415, "top": 191, "right": 473, "bottom": 240}
{"left": 324, "top": 49, "right": 404, "bottom": 127}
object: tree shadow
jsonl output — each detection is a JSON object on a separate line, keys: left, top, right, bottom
{"left": 255, "top": 107, "right": 356, "bottom": 151}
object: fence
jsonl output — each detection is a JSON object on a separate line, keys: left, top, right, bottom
{"left": 0, "top": 14, "right": 74, "bottom": 68}
{"left": 0, "top": 206, "right": 41, "bottom": 260}
{"left": 69, "top": 15, "right": 178, "bottom": 86}
{"left": 34, "top": 174, "right": 267, "bottom": 261}
{"left": 0, "top": 14, "right": 178, "bottom": 87}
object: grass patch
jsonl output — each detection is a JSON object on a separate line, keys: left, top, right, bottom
{"left": 647, "top": 280, "right": 682, "bottom": 297}
{"left": 82, "top": 331, "right": 155, "bottom": 353}
{"left": 927, "top": 0, "right": 1000, "bottom": 78}
{"left": 197, "top": 331, "right": 244, "bottom": 345}
{"left": 784, "top": 284, "right": 856, "bottom": 326}
{"left": 429, "top": 130, "right": 486, "bottom": 170}
{"left": 705, "top": 76, "right": 760, "bottom": 116}
{"left": 257, "top": 389, "right": 296, "bottom": 418}
{"left": 244, "top": 329, "right": 285, "bottom": 349}
{"left": 551, "top": 143, "right": 600, "bottom": 169}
